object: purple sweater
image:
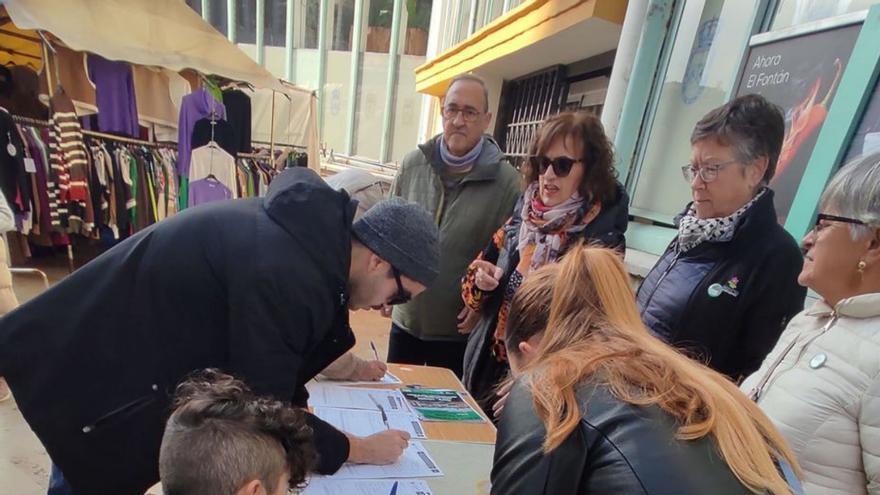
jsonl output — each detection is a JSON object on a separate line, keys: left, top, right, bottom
{"left": 177, "top": 89, "right": 227, "bottom": 178}
{"left": 87, "top": 54, "right": 140, "bottom": 137}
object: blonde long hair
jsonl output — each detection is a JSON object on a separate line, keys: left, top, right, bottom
{"left": 511, "top": 246, "right": 800, "bottom": 495}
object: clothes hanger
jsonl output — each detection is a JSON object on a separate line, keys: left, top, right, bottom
{"left": 205, "top": 110, "right": 218, "bottom": 181}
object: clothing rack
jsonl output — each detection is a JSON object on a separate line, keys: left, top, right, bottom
{"left": 12, "top": 114, "right": 170, "bottom": 149}
{"left": 11, "top": 114, "right": 49, "bottom": 127}
{"left": 237, "top": 152, "right": 269, "bottom": 159}
{"left": 82, "top": 129, "right": 169, "bottom": 148}
{"left": 251, "top": 139, "right": 306, "bottom": 150}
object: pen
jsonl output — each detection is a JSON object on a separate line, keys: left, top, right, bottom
{"left": 370, "top": 395, "right": 391, "bottom": 429}
{"left": 389, "top": 481, "right": 399, "bottom": 495}
{"left": 370, "top": 340, "right": 381, "bottom": 362}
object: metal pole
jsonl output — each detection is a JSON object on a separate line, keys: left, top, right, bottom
{"left": 201, "top": 0, "right": 210, "bottom": 21}
{"left": 601, "top": 0, "right": 648, "bottom": 142}
{"left": 502, "top": 0, "right": 512, "bottom": 14}
{"left": 483, "top": 0, "right": 495, "bottom": 27}
{"left": 612, "top": 0, "right": 675, "bottom": 181}
{"left": 270, "top": 90, "right": 276, "bottom": 161}
{"left": 454, "top": 0, "right": 466, "bottom": 43}
{"left": 285, "top": 0, "right": 296, "bottom": 81}
{"left": 379, "top": 0, "right": 404, "bottom": 163}
{"left": 256, "top": 0, "right": 266, "bottom": 66}
{"left": 468, "top": 0, "right": 479, "bottom": 35}
{"left": 317, "top": 0, "right": 330, "bottom": 136}
{"left": 346, "top": 0, "right": 367, "bottom": 154}
{"left": 227, "top": 0, "right": 237, "bottom": 43}
{"left": 416, "top": 0, "right": 446, "bottom": 144}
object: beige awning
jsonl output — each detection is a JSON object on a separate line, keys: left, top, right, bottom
{"left": 3, "top": 0, "right": 283, "bottom": 91}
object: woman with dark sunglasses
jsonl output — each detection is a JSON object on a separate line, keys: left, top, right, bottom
{"left": 741, "top": 152, "right": 880, "bottom": 494}
{"left": 459, "top": 111, "right": 629, "bottom": 419}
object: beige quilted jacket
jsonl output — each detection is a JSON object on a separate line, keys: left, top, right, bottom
{"left": 741, "top": 293, "right": 880, "bottom": 495}
{"left": 0, "top": 191, "right": 16, "bottom": 315}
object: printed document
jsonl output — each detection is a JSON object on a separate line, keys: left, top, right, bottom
{"left": 313, "top": 406, "right": 427, "bottom": 439}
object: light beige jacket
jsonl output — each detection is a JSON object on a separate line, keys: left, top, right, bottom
{"left": 0, "top": 191, "right": 17, "bottom": 315}
{"left": 0, "top": 236, "right": 18, "bottom": 315}
{"left": 741, "top": 294, "right": 880, "bottom": 495}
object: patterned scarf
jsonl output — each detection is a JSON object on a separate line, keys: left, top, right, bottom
{"left": 490, "top": 183, "right": 596, "bottom": 360}
{"left": 677, "top": 188, "right": 766, "bottom": 252}
{"left": 438, "top": 135, "right": 484, "bottom": 169}
{"left": 517, "top": 181, "right": 588, "bottom": 272}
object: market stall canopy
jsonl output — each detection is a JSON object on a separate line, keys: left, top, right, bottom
{"left": 2, "top": 0, "right": 283, "bottom": 91}
{"left": 0, "top": 16, "right": 43, "bottom": 70}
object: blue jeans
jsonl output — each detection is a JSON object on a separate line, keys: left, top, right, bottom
{"left": 48, "top": 464, "right": 76, "bottom": 495}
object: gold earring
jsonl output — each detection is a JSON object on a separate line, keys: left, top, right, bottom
{"left": 858, "top": 260, "right": 867, "bottom": 273}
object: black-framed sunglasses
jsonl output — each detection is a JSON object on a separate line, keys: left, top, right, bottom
{"left": 387, "top": 267, "right": 412, "bottom": 306}
{"left": 529, "top": 156, "right": 582, "bottom": 178}
{"left": 811, "top": 213, "right": 868, "bottom": 236}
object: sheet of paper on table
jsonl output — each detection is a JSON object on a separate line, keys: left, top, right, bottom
{"left": 314, "top": 371, "right": 403, "bottom": 385}
{"left": 301, "top": 479, "right": 433, "bottom": 495}
{"left": 306, "top": 383, "right": 408, "bottom": 412}
{"left": 315, "top": 441, "right": 443, "bottom": 480}
{"left": 313, "top": 406, "right": 427, "bottom": 439}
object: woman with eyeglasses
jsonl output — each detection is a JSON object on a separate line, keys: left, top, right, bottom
{"left": 460, "top": 111, "right": 629, "bottom": 419}
{"left": 740, "top": 153, "right": 880, "bottom": 494}
{"left": 635, "top": 94, "right": 806, "bottom": 383}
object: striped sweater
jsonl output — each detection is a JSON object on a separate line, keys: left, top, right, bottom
{"left": 49, "top": 92, "right": 93, "bottom": 234}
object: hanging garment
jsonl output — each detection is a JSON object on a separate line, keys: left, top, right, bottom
{"left": 188, "top": 177, "right": 232, "bottom": 207}
{"left": 12, "top": 124, "right": 37, "bottom": 230}
{"left": 38, "top": 46, "right": 98, "bottom": 117}
{"left": 222, "top": 89, "right": 252, "bottom": 153}
{"left": 165, "top": 69, "right": 191, "bottom": 116}
{"left": 1, "top": 66, "right": 49, "bottom": 120}
{"left": 191, "top": 118, "right": 237, "bottom": 157}
{"left": 158, "top": 148, "right": 178, "bottom": 217}
{"left": 24, "top": 127, "right": 52, "bottom": 236}
{"left": 131, "top": 66, "right": 177, "bottom": 130}
{"left": 86, "top": 54, "right": 140, "bottom": 137}
{"left": 189, "top": 144, "right": 237, "bottom": 198}
{"left": 0, "top": 108, "right": 25, "bottom": 214}
{"left": 177, "top": 89, "right": 226, "bottom": 179}
{"left": 49, "top": 93, "right": 95, "bottom": 236}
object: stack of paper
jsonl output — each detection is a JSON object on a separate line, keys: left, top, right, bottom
{"left": 305, "top": 379, "right": 443, "bottom": 491}
{"left": 301, "top": 479, "right": 433, "bottom": 495}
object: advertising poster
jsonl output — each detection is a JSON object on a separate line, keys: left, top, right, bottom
{"left": 733, "top": 23, "right": 860, "bottom": 224}
{"left": 844, "top": 78, "right": 880, "bottom": 164}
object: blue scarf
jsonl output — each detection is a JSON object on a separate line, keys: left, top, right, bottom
{"left": 438, "top": 135, "right": 484, "bottom": 169}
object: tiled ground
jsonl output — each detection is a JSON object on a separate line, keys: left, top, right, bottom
{"left": 0, "top": 256, "right": 394, "bottom": 494}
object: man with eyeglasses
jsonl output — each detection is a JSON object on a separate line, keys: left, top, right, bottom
{"left": 0, "top": 167, "right": 439, "bottom": 495}
{"left": 388, "top": 73, "right": 521, "bottom": 378}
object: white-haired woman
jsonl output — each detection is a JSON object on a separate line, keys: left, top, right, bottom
{"left": 742, "top": 152, "right": 880, "bottom": 494}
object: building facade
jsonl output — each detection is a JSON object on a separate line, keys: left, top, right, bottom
{"left": 186, "top": 0, "right": 434, "bottom": 163}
